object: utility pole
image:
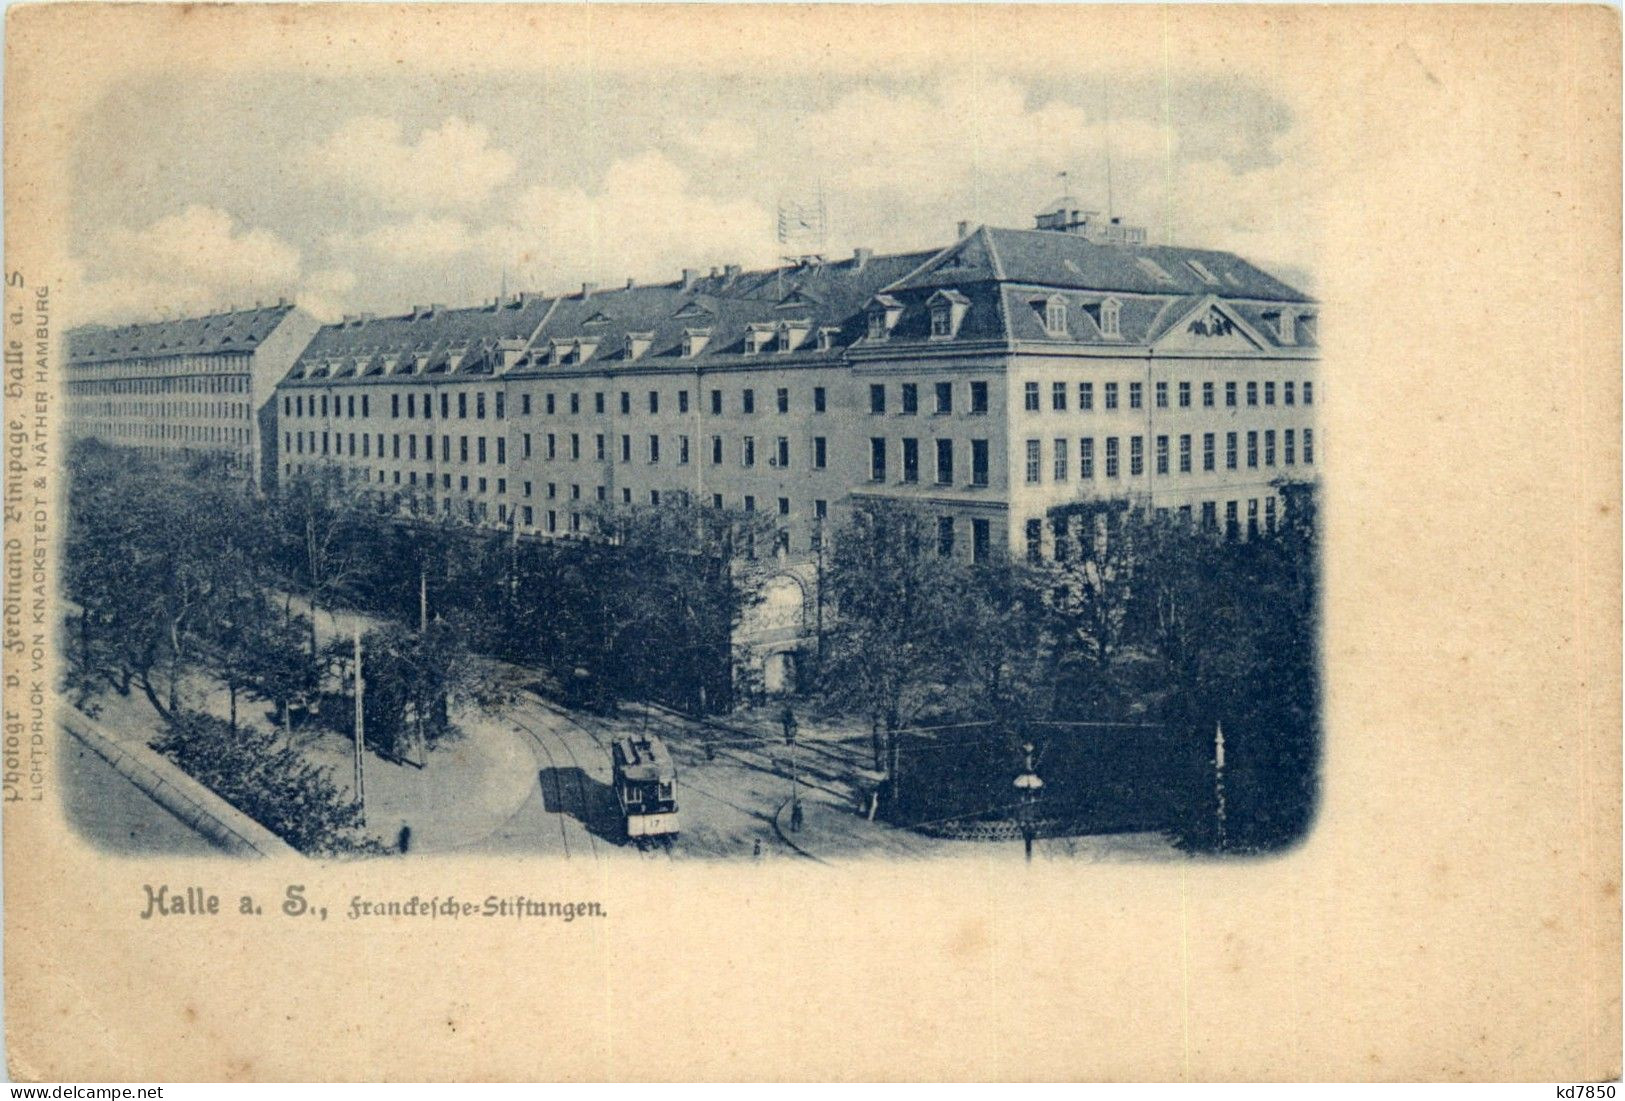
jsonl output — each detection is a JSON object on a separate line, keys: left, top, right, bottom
{"left": 419, "top": 567, "right": 428, "bottom": 633}
{"left": 1214, "top": 721, "right": 1227, "bottom": 852}
{"left": 353, "top": 622, "right": 366, "bottom": 823}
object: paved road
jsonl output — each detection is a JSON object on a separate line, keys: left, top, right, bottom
{"left": 59, "top": 735, "right": 219, "bottom": 855}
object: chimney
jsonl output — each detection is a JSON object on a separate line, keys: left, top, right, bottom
{"left": 277, "top": 296, "right": 290, "bottom": 308}
{"left": 411, "top": 304, "right": 428, "bottom": 320}
{"left": 710, "top": 267, "right": 720, "bottom": 279}
{"left": 626, "top": 277, "right": 636, "bottom": 290}
{"left": 430, "top": 303, "right": 445, "bottom": 317}
{"left": 724, "top": 264, "right": 742, "bottom": 282}
{"left": 681, "top": 268, "right": 699, "bottom": 290}
{"left": 956, "top": 221, "right": 970, "bottom": 238}
{"left": 580, "top": 282, "right": 597, "bottom": 298}
{"left": 853, "top": 247, "right": 872, "bottom": 271}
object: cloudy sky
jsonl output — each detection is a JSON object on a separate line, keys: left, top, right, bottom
{"left": 69, "top": 65, "right": 1315, "bottom": 325}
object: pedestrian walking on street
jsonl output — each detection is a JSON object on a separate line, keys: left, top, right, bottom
{"left": 790, "top": 799, "right": 804, "bottom": 833}
{"left": 398, "top": 823, "right": 412, "bottom": 854}
{"left": 753, "top": 838, "right": 762, "bottom": 859}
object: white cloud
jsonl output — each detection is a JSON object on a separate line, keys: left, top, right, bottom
{"left": 481, "top": 151, "right": 779, "bottom": 291}
{"left": 295, "top": 267, "right": 359, "bottom": 322}
{"left": 353, "top": 216, "right": 476, "bottom": 264}
{"left": 304, "top": 116, "right": 517, "bottom": 212}
{"left": 73, "top": 205, "right": 303, "bottom": 323}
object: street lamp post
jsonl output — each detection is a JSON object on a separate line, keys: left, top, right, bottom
{"left": 1013, "top": 740, "right": 1043, "bottom": 862}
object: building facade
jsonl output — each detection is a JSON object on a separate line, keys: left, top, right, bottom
{"left": 65, "top": 301, "right": 321, "bottom": 490}
{"left": 271, "top": 202, "right": 1316, "bottom": 691}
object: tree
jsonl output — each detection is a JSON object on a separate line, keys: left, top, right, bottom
{"left": 819, "top": 502, "right": 971, "bottom": 779}
{"left": 268, "top": 472, "right": 374, "bottom": 674}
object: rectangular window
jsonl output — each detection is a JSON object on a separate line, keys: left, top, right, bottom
{"left": 1266, "top": 496, "right": 1277, "bottom": 533}
{"left": 523, "top": 433, "right": 532, "bottom": 460}
{"left": 1025, "top": 439, "right": 1042, "bottom": 484}
{"left": 678, "top": 390, "right": 689, "bottom": 414}
{"left": 1203, "top": 381, "right": 1215, "bottom": 408}
{"left": 775, "top": 436, "right": 789, "bottom": 468}
{"left": 645, "top": 390, "right": 658, "bottom": 415}
{"left": 570, "top": 433, "right": 580, "bottom": 461}
{"left": 1304, "top": 428, "right": 1315, "bottom": 463}
{"left": 679, "top": 435, "right": 690, "bottom": 465}
{"left": 1225, "top": 382, "right": 1237, "bottom": 408}
{"left": 648, "top": 435, "right": 660, "bottom": 463}
{"left": 871, "top": 384, "right": 887, "bottom": 414}
{"left": 1247, "top": 498, "right": 1259, "bottom": 539}
{"left": 870, "top": 438, "right": 887, "bottom": 481}
{"left": 1155, "top": 381, "right": 1168, "bottom": 409}
{"left": 1264, "top": 429, "right": 1276, "bottom": 466}
{"left": 1226, "top": 500, "right": 1239, "bottom": 539}
{"left": 620, "top": 435, "right": 631, "bottom": 463}
{"left": 1025, "top": 519, "right": 1043, "bottom": 563}
{"left": 1052, "top": 381, "right": 1067, "bottom": 411}
{"left": 1079, "top": 381, "right": 1094, "bottom": 411}
{"left": 1179, "top": 381, "right": 1191, "bottom": 408}
{"left": 1246, "top": 381, "right": 1258, "bottom": 407}
{"left": 1053, "top": 438, "right": 1068, "bottom": 481}
{"left": 813, "top": 436, "right": 827, "bottom": 469}
{"left": 1129, "top": 382, "right": 1143, "bottom": 409}
{"left": 972, "top": 519, "right": 990, "bottom": 564}
{"left": 391, "top": 394, "right": 400, "bottom": 418}
{"left": 1304, "top": 381, "right": 1314, "bottom": 405}
{"left": 901, "top": 383, "right": 918, "bottom": 414}
{"left": 408, "top": 435, "right": 418, "bottom": 460}
{"left": 936, "top": 439, "right": 954, "bottom": 485}
{"left": 972, "top": 439, "right": 989, "bottom": 486}
{"left": 937, "top": 517, "right": 955, "bottom": 558}
{"left": 475, "top": 392, "right": 487, "bottom": 419}
{"left": 814, "top": 386, "right": 827, "bottom": 413}
{"left": 455, "top": 392, "right": 466, "bottom": 419}
{"left": 710, "top": 389, "right": 723, "bottom": 415}
{"left": 499, "top": 437, "right": 508, "bottom": 464}
{"left": 935, "top": 381, "right": 953, "bottom": 414}
{"left": 1179, "top": 434, "right": 1192, "bottom": 474}
{"left": 1105, "top": 437, "right": 1120, "bottom": 478}
{"left": 711, "top": 435, "right": 723, "bottom": 464}
{"left": 1202, "top": 501, "right": 1217, "bottom": 532}
{"left": 773, "top": 387, "right": 788, "bottom": 415}
{"left": 521, "top": 394, "right": 531, "bottom": 416}
{"left": 545, "top": 393, "right": 555, "bottom": 416}
{"left": 1080, "top": 438, "right": 1094, "bottom": 479}
{"left": 500, "top": 392, "right": 510, "bottom": 419}
{"left": 742, "top": 389, "right": 755, "bottom": 415}
{"left": 1285, "top": 429, "right": 1296, "bottom": 465}
{"left": 1223, "top": 432, "right": 1236, "bottom": 470}
{"left": 1024, "top": 381, "right": 1040, "bottom": 411}
{"left": 477, "top": 437, "right": 487, "bottom": 464}
{"left": 619, "top": 391, "right": 631, "bottom": 416}
{"left": 1105, "top": 382, "right": 1119, "bottom": 410}
{"left": 1130, "top": 436, "right": 1144, "bottom": 476}
{"left": 546, "top": 433, "right": 557, "bottom": 460}
{"left": 1264, "top": 381, "right": 1276, "bottom": 407}
{"left": 1245, "top": 430, "right": 1258, "bottom": 469}
{"left": 1284, "top": 381, "right": 1295, "bottom": 406}
{"left": 902, "top": 438, "right": 919, "bottom": 483}
{"left": 742, "top": 436, "right": 756, "bottom": 467}
{"left": 970, "top": 381, "right": 988, "bottom": 414}
{"left": 1155, "top": 434, "right": 1169, "bottom": 475}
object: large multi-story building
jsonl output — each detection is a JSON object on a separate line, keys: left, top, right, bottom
{"left": 272, "top": 200, "right": 1317, "bottom": 690}
{"left": 65, "top": 301, "right": 321, "bottom": 490}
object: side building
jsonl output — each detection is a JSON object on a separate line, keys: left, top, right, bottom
{"left": 65, "top": 301, "right": 321, "bottom": 491}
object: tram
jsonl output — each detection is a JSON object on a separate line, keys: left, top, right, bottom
{"left": 611, "top": 733, "right": 680, "bottom": 842}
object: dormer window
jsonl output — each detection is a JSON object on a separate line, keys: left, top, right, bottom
{"left": 745, "top": 325, "right": 775, "bottom": 354}
{"left": 1185, "top": 259, "right": 1220, "bottom": 285}
{"left": 778, "top": 320, "right": 811, "bottom": 353}
{"left": 865, "top": 294, "right": 903, "bottom": 341}
{"left": 1100, "top": 297, "right": 1121, "bottom": 339}
{"left": 624, "top": 332, "right": 653, "bottom": 361}
{"left": 816, "top": 327, "right": 840, "bottom": 352}
{"left": 1278, "top": 310, "right": 1298, "bottom": 345}
{"left": 927, "top": 289, "right": 971, "bottom": 339}
{"left": 682, "top": 328, "right": 711, "bottom": 358}
{"left": 1043, "top": 295, "right": 1068, "bottom": 336}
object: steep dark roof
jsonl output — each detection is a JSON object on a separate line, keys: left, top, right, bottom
{"left": 891, "top": 225, "right": 1310, "bottom": 303}
{"left": 67, "top": 303, "right": 298, "bottom": 365}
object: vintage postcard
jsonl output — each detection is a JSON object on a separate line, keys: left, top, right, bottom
{"left": 1, "top": 2, "right": 1618, "bottom": 1082}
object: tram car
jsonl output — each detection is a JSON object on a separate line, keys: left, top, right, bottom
{"left": 611, "top": 733, "right": 679, "bottom": 841}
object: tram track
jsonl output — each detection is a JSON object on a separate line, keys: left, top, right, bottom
{"left": 510, "top": 719, "right": 574, "bottom": 859}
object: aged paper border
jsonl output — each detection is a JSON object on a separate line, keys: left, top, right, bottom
{"left": 3, "top": 3, "right": 1620, "bottom": 1081}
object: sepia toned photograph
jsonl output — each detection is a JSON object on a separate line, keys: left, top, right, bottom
{"left": 2, "top": 3, "right": 1617, "bottom": 1083}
